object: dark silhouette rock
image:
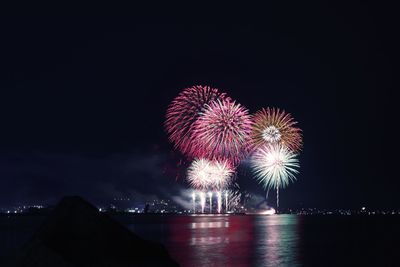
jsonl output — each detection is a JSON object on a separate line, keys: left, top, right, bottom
{"left": 3, "top": 196, "right": 179, "bottom": 267}
{"left": 144, "top": 203, "right": 150, "bottom": 213}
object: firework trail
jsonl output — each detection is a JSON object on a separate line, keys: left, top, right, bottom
{"left": 225, "top": 188, "right": 242, "bottom": 212}
{"left": 225, "top": 191, "right": 228, "bottom": 212}
{"left": 217, "top": 191, "right": 222, "bottom": 213}
{"left": 250, "top": 107, "right": 302, "bottom": 152}
{"left": 208, "top": 192, "right": 213, "bottom": 213}
{"left": 165, "top": 85, "right": 229, "bottom": 157}
{"left": 192, "top": 191, "right": 196, "bottom": 213}
{"left": 251, "top": 143, "right": 300, "bottom": 208}
{"left": 187, "top": 158, "right": 234, "bottom": 190}
{"left": 200, "top": 192, "right": 206, "bottom": 213}
{"left": 192, "top": 99, "right": 253, "bottom": 164}
{"left": 220, "top": 182, "right": 243, "bottom": 213}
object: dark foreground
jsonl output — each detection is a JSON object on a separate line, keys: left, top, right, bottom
{"left": 0, "top": 197, "right": 178, "bottom": 267}
{"left": 1, "top": 209, "right": 400, "bottom": 266}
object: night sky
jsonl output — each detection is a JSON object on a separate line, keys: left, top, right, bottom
{"left": 0, "top": 7, "right": 396, "bottom": 209}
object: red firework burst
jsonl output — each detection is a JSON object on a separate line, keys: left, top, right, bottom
{"left": 192, "top": 99, "right": 253, "bottom": 163}
{"left": 249, "top": 107, "right": 303, "bottom": 152}
{"left": 165, "top": 85, "right": 229, "bottom": 157}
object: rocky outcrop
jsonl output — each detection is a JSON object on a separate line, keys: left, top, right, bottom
{"left": 3, "top": 196, "right": 179, "bottom": 267}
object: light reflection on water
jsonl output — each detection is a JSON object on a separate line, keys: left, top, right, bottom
{"left": 1, "top": 215, "right": 398, "bottom": 266}
{"left": 190, "top": 221, "right": 229, "bottom": 229}
{"left": 126, "top": 214, "right": 300, "bottom": 267}
{"left": 254, "top": 215, "right": 300, "bottom": 267}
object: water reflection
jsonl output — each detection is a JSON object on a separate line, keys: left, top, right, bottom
{"left": 190, "top": 221, "right": 229, "bottom": 229}
{"left": 253, "top": 215, "right": 300, "bottom": 266}
{"left": 165, "top": 215, "right": 300, "bottom": 267}
{"left": 1, "top": 215, "right": 397, "bottom": 266}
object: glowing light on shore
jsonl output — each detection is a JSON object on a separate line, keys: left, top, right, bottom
{"left": 260, "top": 208, "right": 276, "bottom": 215}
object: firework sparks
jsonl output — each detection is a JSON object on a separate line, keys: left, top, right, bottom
{"left": 187, "top": 158, "right": 234, "bottom": 190}
{"left": 200, "top": 192, "right": 206, "bottom": 213}
{"left": 192, "top": 191, "right": 196, "bottom": 213}
{"left": 192, "top": 99, "right": 253, "bottom": 163}
{"left": 217, "top": 191, "right": 222, "bottom": 213}
{"left": 250, "top": 107, "right": 302, "bottom": 152}
{"left": 224, "top": 188, "right": 242, "bottom": 212}
{"left": 251, "top": 144, "right": 300, "bottom": 208}
{"left": 165, "top": 85, "right": 228, "bottom": 157}
{"left": 208, "top": 192, "right": 213, "bottom": 213}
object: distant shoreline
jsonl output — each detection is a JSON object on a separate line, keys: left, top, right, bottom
{"left": 1, "top": 212, "right": 400, "bottom": 217}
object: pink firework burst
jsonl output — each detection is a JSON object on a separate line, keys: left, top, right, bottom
{"left": 165, "top": 85, "right": 229, "bottom": 157}
{"left": 192, "top": 99, "right": 253, "bottom": 163}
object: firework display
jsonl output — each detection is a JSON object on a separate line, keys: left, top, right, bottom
{"left": 165, "top": 85, "right": 228, "bottom": 157}
{"left": 224, "top": 188, "right": 242, "bottom": 213}
{"left": 191, "top": 189, "right": 241, "bottom": 213}
{"left": 187, "top": 158, "right": 234, "bottom": 190}
{"left": 250, "top": 143, "right": 299, "bottom": 207}
{"left": 250, "top": 107, "right": 302, "bottom": 152}
{"left": 165, "top": 85, "right": 303, "bottom": 212}
{"left": 192, "top": 99, "right": 252, "bottom": 163}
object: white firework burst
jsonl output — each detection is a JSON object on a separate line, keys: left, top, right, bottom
{"left": 262, "top": 125, "right": 282, "bottom": 143}
{"left": 210, "top": 160, "right": 235, "bottom": 189}
{"left": 187, "top": 158, "right": 234, "bottom": 190}
{"left": 251, "top": 144, "right": 299, "bottom": 190}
